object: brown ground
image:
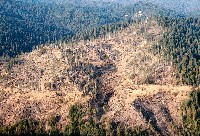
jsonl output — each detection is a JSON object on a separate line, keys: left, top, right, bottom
{"left": 0, "top": 18, "right": 193, "bottom": 135}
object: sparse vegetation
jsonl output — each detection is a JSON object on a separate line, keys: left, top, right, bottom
{"left": 0, "top": 88, "right": 199, "bottom": 135}
{"left": 0, "top": 17, "right": 198, "bottom": 135}
{"left": 39, "top": 47, "right": 47, "bottom": 55}
{"left": 4, "top": 57, "right": 20, "bottom": 72}
{"left": 0, "top": 1, "right": 199, "bottom": 135}
{"left": 0, "top": 104, "right": 150, "bottom": 136}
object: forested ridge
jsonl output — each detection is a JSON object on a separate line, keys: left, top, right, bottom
{"left": 0, "top": 0, "right": 190, "bottom": 57}
{"left": 1, "top": 0, "right": 130, "bottom": 57}
{"left": 0, "top": 0, "right": 200, "bottom": 135}
{"left": 0, "top": 0, "right": 72, "bottom": 57}
{"left": 156, "top": 17, "right": 200, "bottom": 86}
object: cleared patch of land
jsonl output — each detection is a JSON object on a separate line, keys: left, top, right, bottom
{"left": 0, "top": 18, "right": 194, "bottom": 134}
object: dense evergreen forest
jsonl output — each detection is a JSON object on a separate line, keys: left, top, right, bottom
{"left": 156, "top": 17, "right": 200, "bottom": 86}
{"left": 0, "top": 0, "right": 132, "bottom": 57}
{"left": 0, "top": 0, "right": 187, "bottom": 57}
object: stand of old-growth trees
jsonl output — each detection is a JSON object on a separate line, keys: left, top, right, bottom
{"left": 0, "top": 0, "right": 73, "bottom": 58}
{"left": 1, "top": 0, "right": 180, "bottom": 58}
{"left": 0, "top": 0, "right": 133, "bottom": 58}
{"left": 69, "top": 21, "right": 131, "bottom": 43}
{"left": 180, "top": 89, "right": 200, "bottom": 135}
{"left": 155, "top": 17, "right": 200, "bottom": 86}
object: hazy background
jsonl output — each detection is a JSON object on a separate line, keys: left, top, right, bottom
{"left": 1, "top": 0, "right": 199, "bottom": 57}
{"left": 17, "top": 0, "right": 200, "bottom": 15}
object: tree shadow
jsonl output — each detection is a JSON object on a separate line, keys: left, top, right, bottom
{"left": 133, "top": 92, "right": 176, "bottom": 135}
{"left": 133, "top": 98, "right": 162, "bottom": 134}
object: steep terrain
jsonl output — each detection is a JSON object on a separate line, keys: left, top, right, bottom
{"left": 0, "top": 18, "right": 195, "bottom": 135}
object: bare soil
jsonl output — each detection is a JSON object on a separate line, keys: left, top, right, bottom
{"left": 0, "top": 18, "right": 193, "bottom": 135}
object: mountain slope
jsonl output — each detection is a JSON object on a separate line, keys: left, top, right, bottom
{"left": 1, "top": 0, "right": 194, "bottom": 58}
{"left": 0, "top": 18, "right": 195, "bottom": 135}
{"left": 0, "top": 0, "right": 72, "bottom": 57}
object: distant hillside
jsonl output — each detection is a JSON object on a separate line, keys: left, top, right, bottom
{"left": 1, "top": 17, "right": 199, "bottom": 135}
{"left": 107, "top": 0, "right": 200, "bottom": 16}
{"left": 0, "top": 0, "right": 72, "bottom": 57}
{"left": 0, "top": 0, "right": 192, "bottom": 57}
{"left": 0, "top": 1, "right": 199, "bottom": 135}
{"left": 1, "top": 0, "right": 125, "bottom": 57}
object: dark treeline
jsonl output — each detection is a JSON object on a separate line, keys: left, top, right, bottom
{"left": 0, "top": 0, "right": 185, "bottom": 58}
{"left": 156, "top": 17, "right": 200, "bottom": 86}
{"left": 0, "top": 0, "right": 130, "bottom": 57}
{"left": 0, "top": 0, "right": 73, "bottom": 57}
